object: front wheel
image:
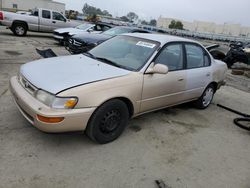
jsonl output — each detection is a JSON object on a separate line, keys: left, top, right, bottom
{"left": 86, "top": 99, "right": 129, "bottom": 144}
{"left": 194, "top": 85, "right": 215, "bottom": 109}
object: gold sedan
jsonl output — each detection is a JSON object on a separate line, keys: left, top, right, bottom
{"left": 10, "top": 33, "right": 227, "bottom": 144}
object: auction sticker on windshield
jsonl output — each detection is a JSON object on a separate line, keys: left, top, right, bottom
{"left": 136, "top": 41, "right": 156, "bottom": 48}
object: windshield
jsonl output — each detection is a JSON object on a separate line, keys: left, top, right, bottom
{"left": 89, "top": 35, "right": 160, "bottom": 71}
{"left": 75, "top": 24, "right": 93, "bottom": 30}
{"left": 102, "top": 27, "right": 132, "bottom": 36}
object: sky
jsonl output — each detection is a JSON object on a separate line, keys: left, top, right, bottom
{"left": 56, "top": 0, "right": 250, "bottom": 26}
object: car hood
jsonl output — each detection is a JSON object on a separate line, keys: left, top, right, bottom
{"left": 20, "top": 54, "right": 131, "bottom": 94}
{"left": 72, "top": 33, "right": 112, "bottom": 44}
{"left": 54, "top": 28, "right": 84, "bottom": 35}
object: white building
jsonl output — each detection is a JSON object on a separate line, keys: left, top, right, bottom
{"left": 157, "top": 16, "right": 250, "bottom": 37}
{"left": 0, "top": 0, "right": 65, "bottom": 13}
{"left": 193, "top": 21, "right": 216, "bottom": 33}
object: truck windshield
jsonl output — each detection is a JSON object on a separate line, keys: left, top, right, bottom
{"left": 89, "top": 35, "right": 160, "bottom": 71}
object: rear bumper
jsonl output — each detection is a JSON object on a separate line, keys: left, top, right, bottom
{"left": 9, "top": 76, "right": 95, "bottom": 133}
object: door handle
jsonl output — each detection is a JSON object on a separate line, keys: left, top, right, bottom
{"left": 206, "top": 73, "right": 211, "bottom": 77}
{"left": 178, "top": 78, "right": 184, "bottom": 81}
{"left": 52, "top": 21, "right": 56, "bottom": 24}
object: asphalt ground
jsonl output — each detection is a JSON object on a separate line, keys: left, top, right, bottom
{"left": 0, "top": 26, "right": 250, "bottom": 188}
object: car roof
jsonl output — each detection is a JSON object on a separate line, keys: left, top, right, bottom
{"left": 122, "top": 33, "right": 199, "bottom": 45}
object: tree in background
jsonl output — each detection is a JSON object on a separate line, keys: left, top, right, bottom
{"left": 175, "top": 21, "right": 184, "bottom": 29}
{"left": 90, "top": 14, "right": 98, "bottom": 22}
{"left": 141, "top": 20, "right": 148, "bottom": 25}
{"left": 140, "top": 19, "right": 157, "bottom": 26}
{"left": 82, "top": 3, "right": 112, "bottom": 17}
{"left": 169, "top": 20, "right": 184, "bottom": 30}
{"left": 126, "top": 12, "right": 138, "bottom": 22}
{"left": 120, "top": 16, "right": 130, "bottom": 22}
{"left": 149, "top": 19, "right": 157, "bottom": 26}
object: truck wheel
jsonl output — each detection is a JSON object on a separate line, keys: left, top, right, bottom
{"left": 86, "top": 99, "right": 129, "bottom": 144}
{"left": 12, "top": 23, "right": 27, "bottom": 36}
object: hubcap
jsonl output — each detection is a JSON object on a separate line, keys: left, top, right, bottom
{"left": 202, "top": 87, "right": 214, "bottom": 107}
{"left": 15, "top": 26, "right": 25, "bottom": 35}
{"left": 100, "top": 110, "right": 121, "bottom": 134}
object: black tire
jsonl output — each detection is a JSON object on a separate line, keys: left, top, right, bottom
{"left": 194, "top": 84, "right": 215, "bottom": 109}
{"left": 12, "top": 23, "right": 27, "bottom": 36}
{"left": 86, "top": 99, "right": 129, "bottom": 144}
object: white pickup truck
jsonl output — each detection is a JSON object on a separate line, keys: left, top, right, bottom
{"left": 0, "top": 8, "right": 80, "bottom": 36}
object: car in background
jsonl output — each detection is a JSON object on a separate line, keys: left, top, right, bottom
{"left": 0, "top": 8, "right": 80, "bottom": 36}
{"left": 10, "top": 33, "right": 227, "bottom": 144}
{"left": 53, "top": 22, "right": 113, "bottom": 44}
{"left": 65, "top": 26, "right": 150, "bottom": 54}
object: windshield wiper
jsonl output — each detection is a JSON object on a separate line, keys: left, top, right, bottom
{"left": 95, "top": 57, "right": 123, "bottom": 69}
{"left": 83, "top": 52, "right": 96, "bottom": 59}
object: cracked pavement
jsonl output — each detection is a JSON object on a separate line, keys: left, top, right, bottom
{"left": 0, "top": 26, "right": 250, "bottom": 188}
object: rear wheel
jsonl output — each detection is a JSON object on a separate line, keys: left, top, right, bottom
{"left": 194, "top": 84, "right": 215, "bottom": 109}
{"left": 86, "top": 99, "right": 129, "bottom": 144}
{"left": 12, "top": 23, "right": 27, "bottom": 36}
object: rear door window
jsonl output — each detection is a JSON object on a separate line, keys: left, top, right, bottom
{"left": 42, "top": 10, "right": 51, "bottom": 19}
{"left": 185, "top": 44, "right": 210, "bottom": 69}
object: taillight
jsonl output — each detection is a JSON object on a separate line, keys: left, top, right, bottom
{"left": 0, "top": 12, "right": 3, "bottom": 20}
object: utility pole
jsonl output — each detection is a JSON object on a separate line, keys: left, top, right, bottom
{"left": 0, "top": 0, "right": 2, "bottom": 10}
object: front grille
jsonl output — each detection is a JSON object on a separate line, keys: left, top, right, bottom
{"left": 19, "top": 75, "right": 38, "bottom": 96}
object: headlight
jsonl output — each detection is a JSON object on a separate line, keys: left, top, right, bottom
{"left": 35, "top": 90, "right": 78, "bottom": 109}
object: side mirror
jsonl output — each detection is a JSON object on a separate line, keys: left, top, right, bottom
{"left": 146, "top": 63, "right": 169, "bottom": 74}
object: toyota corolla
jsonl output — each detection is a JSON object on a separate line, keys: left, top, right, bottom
{"left": 10, "top": 33, "right": 227, "bottom": 144}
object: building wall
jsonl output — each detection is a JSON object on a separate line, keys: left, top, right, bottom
{"left": 157, "top": 16, "right": 184, "bottom": 29}
{"left": 157, "top": 16, "right": 250, "bottom": 37}
{"left": 240, "top": 27, "right": 250, "bottom": 37}
{"left": 221, "top": 23, "right": 241, "bottom": 36}
{"left": 214, "top": 24, "right": 224, "bottom": 34}
{"left": 1, "top": 0, "right": 65, "bottom": 13}
{"left": 182, "top": 21, "right": 194, "bottom": 31}
{"left": 193, "top": 21, "right": 216, "bottom": 33}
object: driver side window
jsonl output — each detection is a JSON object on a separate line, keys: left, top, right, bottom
{"left": 155, "top": 44, "right": 184, "bottom": 71}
